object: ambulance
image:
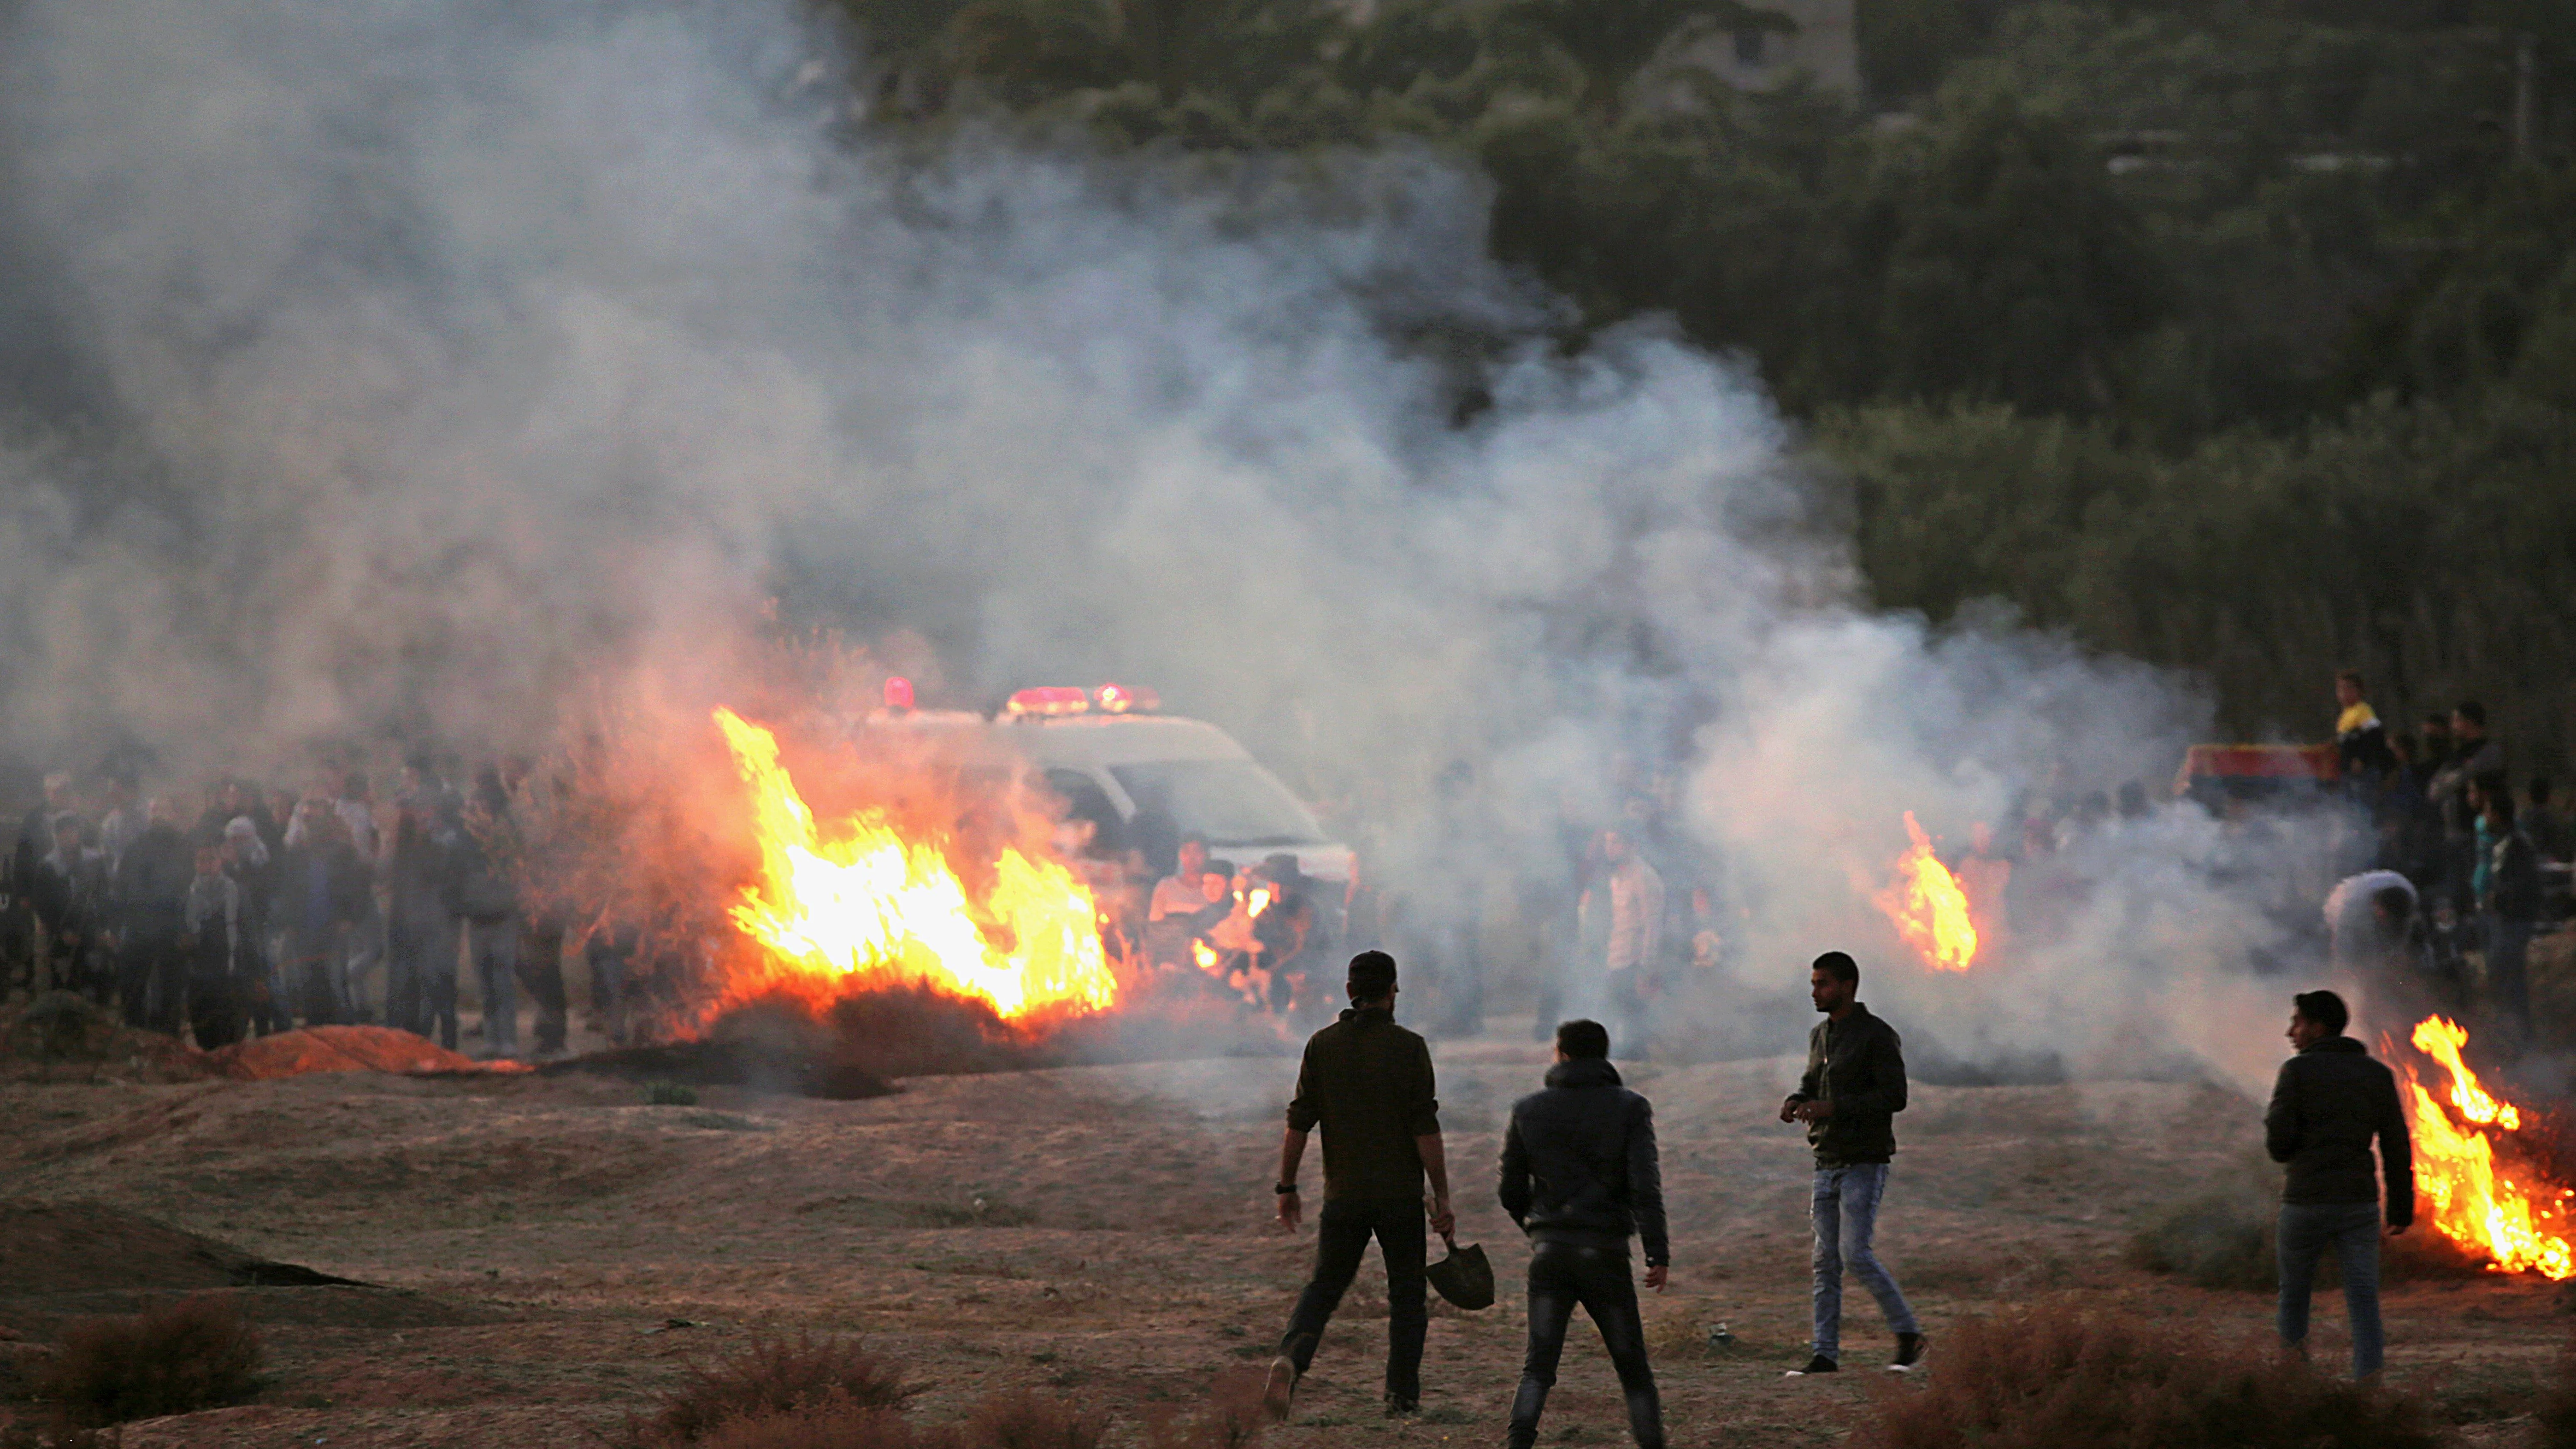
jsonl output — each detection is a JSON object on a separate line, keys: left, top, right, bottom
{"left": 856, "top": 681, "right": 1352, "bottom": 885}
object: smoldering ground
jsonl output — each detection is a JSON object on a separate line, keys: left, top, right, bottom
{"left": 0, "top": 0, "right": 2322, "bottom": 1084}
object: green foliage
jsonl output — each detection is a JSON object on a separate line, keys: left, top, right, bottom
{"left": 808, "top": 0, "right": 2576, "bottom": 749}
{"left": 1823, "top": 385, "right": 2576, "bottom": 755}
{"left": 647, "top": 1081, "right": 700, "bottom": 1106}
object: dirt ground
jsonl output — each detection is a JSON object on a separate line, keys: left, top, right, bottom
{"left": 1, "top": 1024, "right": 2569, "bottom": 1447}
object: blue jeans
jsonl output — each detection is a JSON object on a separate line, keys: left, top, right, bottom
{"left": 1812, "top": 1164, "right": 1917, "bottom": 1361}
{"left": 2277, "top": 1202, "right": 2384, "bottom": 1377}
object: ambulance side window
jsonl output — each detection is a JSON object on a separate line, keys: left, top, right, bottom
{"left": 1044, "top": 769, "right": 1124, "bottom": 857}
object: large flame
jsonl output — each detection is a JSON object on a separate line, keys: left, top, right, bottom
{"left": 1876, "top": 812, "right": 1978, "bottom": 973}
{"left": 713, "top": 707, "right": 1118, "bottom": 1021}
{"left": 2393, "top": 1016, "right": 2573, "bottom": 1279}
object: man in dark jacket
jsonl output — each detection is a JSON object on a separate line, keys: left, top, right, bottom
{"left": 1498, "top": 1018, "right": 1667, "bottom": 1449}
{"left": 1779, "top": 951, "right": 1922, "bottom": 1375}
{"left": 1266, "top": 950, "right": 1453, "bottom": 1421}
{"left": 2265, "top": 989, "right": 2411, "bottom": 1378}
{"left": 113, "top": 798, "right": 197, "bottom": 1033}
{"left": 2476, "top": 789, "right": 2541, "bottom": 1034}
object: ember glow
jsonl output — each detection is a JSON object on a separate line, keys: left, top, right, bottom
{"left": 712, "top": 707, "right": 1119, "bottom": 1021}
{"left": 1876, "top": 812, "right": 1979, "bottom": 973}
{"left": 2392, "top": 1016, "right": 2573, "bottom": 1280}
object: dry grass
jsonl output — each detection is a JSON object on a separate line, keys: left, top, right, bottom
{"left": 2536, "top": 1335, "right": 2576, "bottom": 1449}
{"left": 631, "top": 1334, "right": 914, "bottom": 1447}
{"left": 29, "top": 1293, "right": 261, "bottom": 1428}
{"left": 961, "top": 1390, "right": 1111, "bottom": 1449}
{"left": 1138, "top": 1370, "right": 1270, "bottom": 1449}
{"left": 1845, "top": 1304, "right": 2438, "bottom": 1449}
{"left": 690, "top": 1399, "right": 934, "bottom": 1449}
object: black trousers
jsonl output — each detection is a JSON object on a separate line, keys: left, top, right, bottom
{"left": 1278, "top": 1195, "right": 1428, "bottom": 1400}
{"left": 1508, "top": 1241, "right": 1662, "bottom": 1449}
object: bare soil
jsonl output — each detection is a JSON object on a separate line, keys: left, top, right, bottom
{"left": 0, "top": 1028, "right": 2567, "bottom": 1446}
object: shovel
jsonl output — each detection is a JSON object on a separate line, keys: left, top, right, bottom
{"left": 1426, "top": 1231, "right": 1493, "bottom": 1311}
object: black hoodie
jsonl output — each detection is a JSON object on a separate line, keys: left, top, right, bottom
{"left": 1498, "top": 1057, "right": 1669, "bottom": 1267}
{"left": 2264, "top": 1035, "right": 2414, "bottom": 1225}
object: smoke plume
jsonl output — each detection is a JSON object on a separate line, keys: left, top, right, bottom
{"left": 0, "top": 0, "right": 2322, "bottom": 1084}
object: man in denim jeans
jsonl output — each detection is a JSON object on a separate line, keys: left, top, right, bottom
{"left": 2265, "top": 989, "right": 2412, "bottom": 1377}
{"left": 1778, "top": 951, "right": 1922, "bottom": 1375}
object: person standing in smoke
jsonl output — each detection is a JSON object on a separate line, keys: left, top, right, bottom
{"left": 277, "top": 802, "right": 367, "bottom": 1025}
{"left": 180, "top": 843, "right": 246, "bottom": 1049}
{"left": 221, "top": 817, "right": 280, "bottom": 1037}
{"left": 1499, "top": 1018, "right": 1668, "bottom": 1449}
{"left": 1582, "top": 829, "right": 1663, "bottom": 1058}
{"left": 1780, "top": 951, "right": 1924, "bottom": 1376}
{"left": 33, "top": 813, "right": 105, "bottom": 1002}
{"left": 1265, "top": 951, "right": 1453, "bottom": 1422}
{"left": 446, "top": 784, "right": 524, "bottom": 1058}
{"left": 381, "top": 804, "right": 457, "bottom": 1046}
{"left": 2475, "top": 787, "right": 2540, "bottom": 1036}
{"left": 2427, "top": 701, "right": 2502, "bottom": 914}
{"left": 2266, "top": 989, "right": 2411, "bottom": 1378}
{"left": 112, "top": 798, "right": 195, "bottom": 1034}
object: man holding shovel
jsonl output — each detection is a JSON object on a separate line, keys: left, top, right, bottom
{"left": 1267, "top": 950, "right": 1454, "bottom": 1420}
{"left": 1499, "top": 1018, "right": 1668, "bottom": 1449}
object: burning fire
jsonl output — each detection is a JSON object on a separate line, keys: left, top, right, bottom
{"left": 712, "top": 707, "right": 1118, "bottom": 1021}
{"left": 2392, "top": 1016, "right": 2573, "bottom": 1280}
{"left": 1876, "top": 812, "right": 1978, "bottom": 973}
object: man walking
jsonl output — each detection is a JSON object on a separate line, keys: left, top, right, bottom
{"left": 2266, "top": 989, "right": 2411, "bottom": 1378}
{"left": 1266, "top": 951, "right": 1453, "bottom": 1420}
{"left": 1779, "top": 951, "right": 1923, "bottom": 1375}
{"left": 1499, "top": 1019, "right": 1667, "bottom": 1449}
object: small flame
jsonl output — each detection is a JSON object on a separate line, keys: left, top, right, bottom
{"left": 1247, "top": 886, "right": 1272, "bottom": 919}
{"left": 1876, "top": 812, "right": 1978, "bottom": 973}
{"left": 713, "top": 707, "right": 1117, "bottom": 1021}
{"left": 1191, "top": 939, "right": 1220, "bottom": 975}
{"left": 2393, "top": 1015, "right": 2573, "bottom": 1279}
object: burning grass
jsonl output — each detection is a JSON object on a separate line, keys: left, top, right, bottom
{"left": 1845, "top": 1304, "right": 2436, "bottom": 1449}
{"left": 29, "top": 1295, "right": 262, "bottom": 1429}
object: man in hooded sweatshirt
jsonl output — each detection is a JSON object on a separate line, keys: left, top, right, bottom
{"left": 2266, "top": 988, "right": 2412, "bottom": 1378}
{"left": 1498, "top": 1018, "right": 1667, "bottom": 1449}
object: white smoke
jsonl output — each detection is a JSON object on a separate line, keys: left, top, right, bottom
{"left": 0, "top": 0, "right": 2326, "bottom": 1083}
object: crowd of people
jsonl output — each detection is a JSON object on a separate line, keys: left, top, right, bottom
{"left": 2318, "top": 671, "right": 2566, "bottom": 1036}
{"left": 1, "top": 758, "right": 675, "bottom": 1058}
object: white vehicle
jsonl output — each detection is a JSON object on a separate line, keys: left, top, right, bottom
{"left": 857, "top": 683, "right": 1352, "bottom": 884}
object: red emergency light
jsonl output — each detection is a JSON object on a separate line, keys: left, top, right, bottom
{"left": 1005, "top": 686, "right": 1092, "bottom": 717}
{"left": 1095, "top": 683, "right": 1160, "bottom": 714}
{"left": 883, "top": 676, "right": 916, "bottom": 712}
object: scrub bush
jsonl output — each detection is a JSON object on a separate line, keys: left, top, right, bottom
{"left": 31, "top": 1295, "right": 262, "bottom": 1428}
{"left": 634, "top": 1335, "right": 913, "bottom": 1446}
{"left": 1846, "top": 1305, "right": 2437, "bottom": 1449}
{"left": 962, "top": 1390, "right": 1110, "bottom": 1449}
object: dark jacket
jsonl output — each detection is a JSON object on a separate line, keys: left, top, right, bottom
{"left": 1286, "top": 1006, "right": 1439, "bottom": 1202}
{"left": 1498, "top": 1057, "right": 1668, "bottom": 1267}
{"left": 1788, "top": 1004, "right": 1907, "bottom": 1167}
{"left": 2485, "top": 828, "right": 2543, "bottom": 922}
{"left": 2264, "top": 1036, "right": 2413, "bottom": 1224}
{"left": 113, "top": 823, "right": 196, "bottom": 944}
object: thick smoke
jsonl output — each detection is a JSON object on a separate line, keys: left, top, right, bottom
{"left": 0, "top": 0, "right": 2316, "bottom": 1084}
